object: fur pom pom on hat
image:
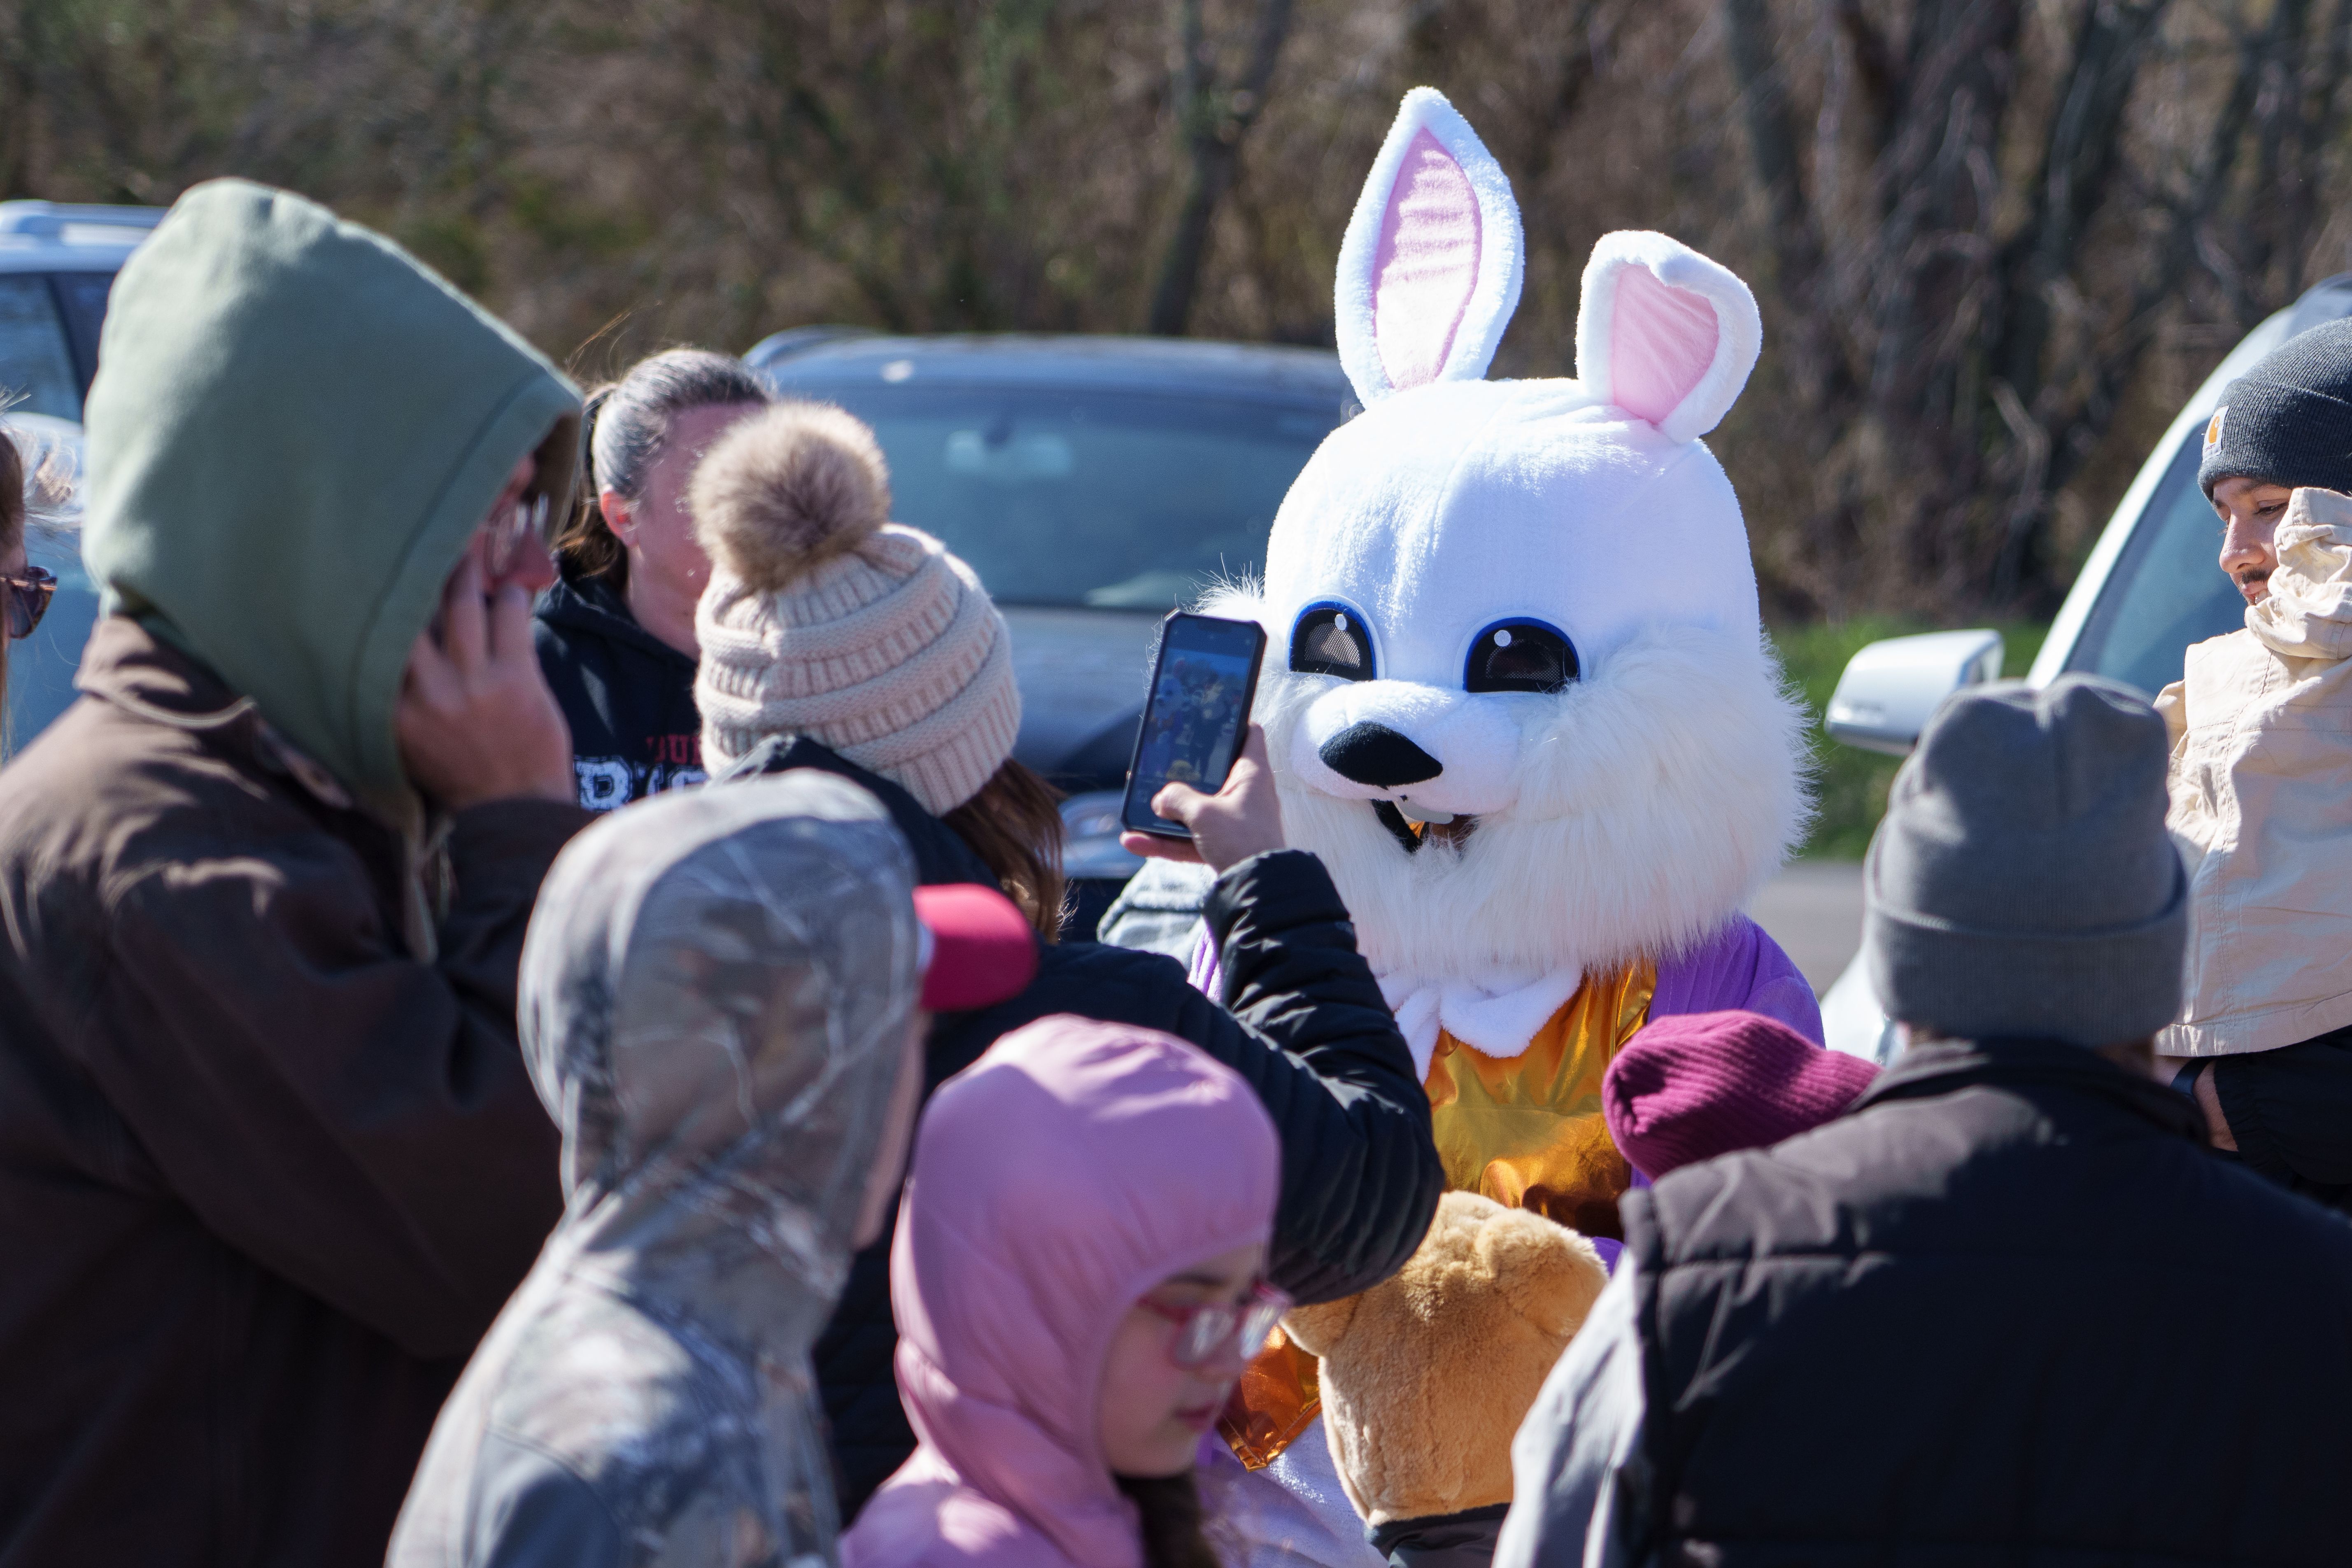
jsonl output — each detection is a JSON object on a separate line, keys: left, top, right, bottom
{"left": 693, "top": 401, "right": 891, "bottom": 590}
{"left": 1603, "top": 1009, "right": 1877, "bottom": 1178}
{"left": 692, "top": 402, "right": 1021, "bottom": 815}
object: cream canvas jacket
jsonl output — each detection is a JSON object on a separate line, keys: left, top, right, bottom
{"left": 2159, "top": 487, "right": 2352, "bottom": 1056}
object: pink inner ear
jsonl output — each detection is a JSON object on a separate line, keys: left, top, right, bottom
{"left": 1373, "top": 128, "right": 1481, "bottom": 391}
{"left": 1609, "top": 266, "right": 1719, "bottom": 426}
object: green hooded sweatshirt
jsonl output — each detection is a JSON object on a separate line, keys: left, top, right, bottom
{"left": 82, "top": 179, "right": 580, "bottom": 824}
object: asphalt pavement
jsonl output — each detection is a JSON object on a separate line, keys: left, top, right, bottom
{"left": 1749, "top": 860, "right": 1866, "bottom": 994}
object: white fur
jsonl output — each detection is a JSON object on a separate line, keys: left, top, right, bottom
{"left": 1211, "top": 575, "right": 1812, "bottom": 992}
{"left": 1574, "top": 231, "right": 1763, "bottom": 443}
{"left": 1258, "top": 378, "right": 1763, "bottom": 687}
{"left": 1292, "top": 680, "right": 1523, "bottom": 818}
{"left": 1334, "top": 87, "right": 1525, "bottom": 406}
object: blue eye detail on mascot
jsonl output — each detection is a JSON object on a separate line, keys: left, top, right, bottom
{"left": 1289, "top": 601, "right": 1377, "bottom": 681}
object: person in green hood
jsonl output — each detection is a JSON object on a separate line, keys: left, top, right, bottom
{"left": 0, "top": 179, "right": 595, "bottom": 1568}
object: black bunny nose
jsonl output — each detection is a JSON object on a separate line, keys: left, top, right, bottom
{"left": 1319, "top": 722, "right": 1442, "bottom": 787}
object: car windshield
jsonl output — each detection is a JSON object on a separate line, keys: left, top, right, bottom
{"left": 2062, "top": 426, "right": 2247, "bottom": 697}
{"left": 51, "top": 270, "right": 114, "bottom": 387}
{"left": 0, "top": 276, "right": 82, "bottom": 422}
{"left": 769, "top": 381, "right": 1337, "bottom": 609}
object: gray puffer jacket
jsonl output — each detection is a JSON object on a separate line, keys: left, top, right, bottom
{"left": 389, "top": 772, "right": 922, "bottom": 1568}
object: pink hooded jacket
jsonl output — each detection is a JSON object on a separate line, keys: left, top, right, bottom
{"left": 842, "top": 1015, "right": 1282, "bottom": 1568}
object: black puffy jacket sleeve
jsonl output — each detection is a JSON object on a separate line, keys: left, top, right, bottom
{"left": 1195, "top": 848, "right": 1441, "bottom": 1303}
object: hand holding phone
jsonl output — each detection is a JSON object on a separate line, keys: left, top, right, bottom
{"left": 1121, "top": 725, "right": 1288, "bottom": 870}
{"left": 1122, "top": 611, "right": 1267, "bottom": 836}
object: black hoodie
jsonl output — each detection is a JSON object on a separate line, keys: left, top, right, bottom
{"left": 534, "top": 561, "right": 705, "bottom": 811}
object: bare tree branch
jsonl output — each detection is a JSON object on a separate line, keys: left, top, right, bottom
{"left": 1148, "top": 0, "right": 1296, "bottom": 336}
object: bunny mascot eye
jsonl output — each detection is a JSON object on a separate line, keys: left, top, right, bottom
{"left": 1290, "top": 603, "right": 1377, "bottom": 681}
{"left": 1464, "top": 620, "right": 1577, "bottom": 694}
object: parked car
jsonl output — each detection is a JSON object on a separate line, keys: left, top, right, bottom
{"left": 1, "top": 201, "right": 163, "bottom": 749}
{"left": 1815, "top": 271, "right": 2352, "bottom": 1059}
{"left": 0, "top": 201, "right": 161, "bottom": 423}
{"left": 748, "top": 330, "right": 1353, "bottom": 934}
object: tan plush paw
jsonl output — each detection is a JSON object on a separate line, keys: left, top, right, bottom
{"left": 1285, "top": 1190, "right": 1609, "bottom": 1526}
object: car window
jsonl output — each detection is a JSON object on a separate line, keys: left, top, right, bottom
{"left": 0, "top": 277, "right": 82, "bottom": 422}
{"left": 2062, "top": 427, "right": 2247, "bottom": 697}
{"left": 771, "top": 382, "right": 1337, "bottom": 609}
{"left": 51, "top": 270, "right": 115, "bottom": 389}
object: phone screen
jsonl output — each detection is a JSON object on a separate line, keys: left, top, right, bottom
{"left": 1122, "top": 612, "right": 1267, "bottom": 837}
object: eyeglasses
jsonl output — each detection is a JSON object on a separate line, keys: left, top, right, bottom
{"left": 484, "top": 492, "right": 552, "bottom": 578}
{"left": 1135, "top": 1279, "right": 1292, "bottom": 1369}
{"left": 4, "top": 565, "right": 54, "bottom": 641}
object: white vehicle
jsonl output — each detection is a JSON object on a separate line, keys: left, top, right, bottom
{"left": 1816, "top": 272, "right": 2352, "bottom": 1060}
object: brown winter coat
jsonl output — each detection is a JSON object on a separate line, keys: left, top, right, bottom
{"left": 0, "top": 618, "right": 584, "bottom": 1566}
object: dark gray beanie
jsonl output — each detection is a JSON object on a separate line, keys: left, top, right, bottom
{"left": 1865, "top": 675, "right": 2186, "bottom": 1048}
{"left": 2199, "top": 318, "right": 2352, "bottom": 498}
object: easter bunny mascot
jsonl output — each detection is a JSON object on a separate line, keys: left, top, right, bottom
{"left": 1116, "top": 88, "right": 1821, "bottom": 1568}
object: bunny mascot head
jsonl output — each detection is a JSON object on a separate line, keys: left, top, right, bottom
{"left": 1209, "top": 87, "right": 1813, "bottom": 1069}
{"left": 1189, "top": 91, "right": 1823, "bottom": 1531}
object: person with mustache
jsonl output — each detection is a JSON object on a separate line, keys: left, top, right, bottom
{"left": 2158, "top": 317, "right": 2352, "bottom": 1206}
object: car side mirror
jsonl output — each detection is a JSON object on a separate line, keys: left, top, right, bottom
{"left": 1824, "top": 630, "right": 2005, "bottom": 755}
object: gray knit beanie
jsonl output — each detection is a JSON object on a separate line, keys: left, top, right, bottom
{"left": 691, "top": 402, "right": 1020, "bottom": 815}
{"left": 1865, "top": 674, "right": 2187, "bottom": 1048}
{"left": 2199, "top": 319, "right": 2352, "bottom": 499}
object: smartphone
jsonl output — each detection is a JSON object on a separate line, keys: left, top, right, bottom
{"left": 1122, "top": 612, "right": 1268, "bottom": 839}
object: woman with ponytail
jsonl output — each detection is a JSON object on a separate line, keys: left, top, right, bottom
{"left": 534, "top": 348, "right": 768, "bottom": 810}
{"left": 843, "top": 1016, "right": 1279, "bottom": 1568}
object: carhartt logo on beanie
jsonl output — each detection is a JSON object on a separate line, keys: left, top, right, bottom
{"left": 1602, "top": 1010, "right": 1877, "bottom": 1178}
{"left": 691, "top": 402, "right": 1021, "bottom": 814}
{"left": 2199, "top": 318, "right": 2352, "bottom": 498}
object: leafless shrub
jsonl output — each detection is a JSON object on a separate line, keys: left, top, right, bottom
{"left": 7, "top": 0, "right": 2345, "bottom": 615}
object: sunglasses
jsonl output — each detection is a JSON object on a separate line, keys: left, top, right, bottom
{"left": 5, "top": 564, "right": 54, "bottom": 641}
{"left": 484, "top": 492, "right": 552, "bottom": 578}
{"left": 1136, "top": 1279, "right": 1292, "bottom": 1369}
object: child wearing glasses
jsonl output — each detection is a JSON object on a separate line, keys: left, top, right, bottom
{"left": 845, "top": 1016, "right": 1285, "bottom": 1568}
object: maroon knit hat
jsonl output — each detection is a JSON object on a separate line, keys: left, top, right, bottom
{"left": 1604, "top": 1010, "right": 1880, "bottom": 1178}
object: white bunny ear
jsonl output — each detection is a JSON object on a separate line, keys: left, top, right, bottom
{"left": 1334, "top": 87, "right": 1525, "bottom": 407}
{"left": 1574, "top": 232, "right": 1761, "bottom": 442}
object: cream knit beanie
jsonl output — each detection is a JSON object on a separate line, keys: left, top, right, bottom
{"left": 692, "top": 403, "right": 1020, "bottom": 815}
